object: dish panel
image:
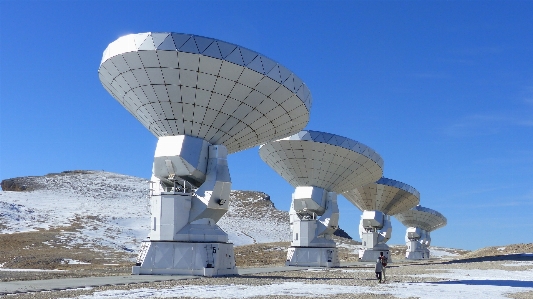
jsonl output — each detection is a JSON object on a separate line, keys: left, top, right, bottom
{"left": 99, "top": 32, "right": 311, "bottom": 153}
{"left": 259, "top": 130, "right": 383, "bottom": 193}
{"left": 343, "top": 177, "right": 420, "bottom": 215}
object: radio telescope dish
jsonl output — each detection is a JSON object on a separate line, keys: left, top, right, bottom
{"left": 395, "top": 205, "right": 447, "bottom": 232}
{"left": 259, "top": 130, "right": 383, "bottom": 267}
{"left": 100, "top": 32, "right": 312, "bottom": 276}
{"left": 344, "top": 177, "right": 420, "bottom": 261}
{"left": 343, "top": 177, "right": 420, "bottom": 216}
{"left": 395, "top": 205, "right": 447, "bottom": 260}
{"left": 259, "top": 130, "right": 384, "bottom": 193}
{"left": 99, "top": 32, "right": 311, "bottom": 153}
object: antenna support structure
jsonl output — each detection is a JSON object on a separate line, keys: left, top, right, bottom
{"left": 287, "top": 186, "right": 340, "bottom": 267}
{"left": 132, "top": 136, "right": 236, "bottom": 276}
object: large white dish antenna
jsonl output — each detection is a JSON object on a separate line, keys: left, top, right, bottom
{"left": 259, "top": 130, "right": 384, "bottom": 193}
{"left": 343, "top": 178, "right": 420, "bottom": 215}
{"left": 99, "top": 32, "right": 311, "bottom": 153}
{"left": 395, "top": 205, "right": 447, "bottom": 232}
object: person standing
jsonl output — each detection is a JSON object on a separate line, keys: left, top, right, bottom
{"left": 379, "top": 252, "right": 388, "bottom": 282}
{"left": 374, "top": 257, "right": 383, "bottom": 283}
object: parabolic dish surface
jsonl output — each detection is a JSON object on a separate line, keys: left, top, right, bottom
{"left": 343, "top": 177, "right": 420, "bottom": 215}
{"left": 259, "top": 130, "right": 384, "bottom": 193}
{"left": 99, "top": 32, "right": 311, "bottom": 153}
{"left": 395, "top": 205, "right": 447, "bottom": 232}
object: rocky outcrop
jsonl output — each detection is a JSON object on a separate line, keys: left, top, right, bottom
{"left": 1, "top": 170, "right": 92, "bottom": 192}
{"left": 1, "top": 178, "right": 35, "bottom": 191}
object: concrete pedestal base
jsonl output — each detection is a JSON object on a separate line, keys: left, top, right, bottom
{"left": 358, "top": 248, "right": 391, "bottom": 263}
{"left": 405, "top": 250, "right": 429, "bottom": 260}
{"left": 406, "top": 249, "right": 430, "bottom": 260}
{"left": 132, "top": 241, "right": 237, "bottom": 276}
{"left": 286, "top": 247, "right": 339, "bottom": 267}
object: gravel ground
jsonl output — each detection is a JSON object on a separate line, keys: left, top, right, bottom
{"left": 4, "top": 256, "right": 533, "bottom": 299}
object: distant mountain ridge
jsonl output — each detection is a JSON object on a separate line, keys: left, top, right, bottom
{"left": 0, "top": 170, "right": 351, "bottom": 254}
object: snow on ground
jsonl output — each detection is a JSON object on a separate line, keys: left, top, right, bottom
{"left": 0, "top": 171, "right": 290, "bottom": 252}
{"left": 220, "top": 190, "right": 290, "bottom": 245}
{"left": 429, "top": 249, "right": 459, "bottom": 258}
{"left": 61, "top": 259, "right": 91, "bottom": 265}
{"left": 0, "top": 172, "right": 150, "bottom": 252}
{"left": 336, "top": 242, "right": 360, "bottom": 251}
{"left": 60, "top": 262, "right": 533, "bottom": 299}
{"left": 503, "top": 261, "right": 533, "bottom": 267}
{"left": 411, "top": 267, "right": 533, "bottom": 282}
{"left": 0, "top": 269, "right": 65, "bottom": 272}
{"left": 219, "top": 217, "right": 290, "bottom": 245}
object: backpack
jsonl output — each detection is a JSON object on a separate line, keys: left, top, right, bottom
{"left": 381, "top": 256, "right": 388, "bottom": 267}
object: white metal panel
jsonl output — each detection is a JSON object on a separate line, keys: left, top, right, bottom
{"left": 179, "top": 37, "right": 199, "bottom": 54}
{"left": 229, "top": 83, "right": 253, "bottom": 101}
{"left": 160, "top": 101, "right": 174, "bottom": 120}
{"left": 220, "top": 98, "right": 240, "bottom": 115}
{"left": 237, "top": 67, "right": 264, "bottom": 88}
{"left": 255, "top": 77, "right": 280, "bottom": 96}
{"left": 120, "top": 71, "right": 137, "bottom": 90}
{"left": 153, "top": 85, "right": 170, "bottom": 103}
{"left": 122, "top": 52, "right": 144, "bottom": 70}
{"left": 194, "top": 73, "right": 216, "bottom": 92}
{"left": 218, "top": 60, "right": 244, "bottom": 81}
{"left": 270, "top": 86, "right": 294, "bottom": 105}
{"left": 225, "top": 47, "right": 244, "bottom": 65}
{"left": 156, "top": 51, "right": 180, "bottom": 68}
{"left": 138, "top": 50, "right": 160, "bottom": 68}
{"left": 179, "top": 69, "right": 197, "bottom": 87}
{"left": 233, "top": 103, "right": 254, "bottom": 118}
{"left": 160, "top": 68, "right": 180, "bottom": 85}
{"left": 177, "top": 51, "right": 199, "bottom": 71}
{"left": 266, "top": 106, "right": 287, "bottom": 122}
{"left": 271, "top": 113, "right": 291, "bottom": 128}
{"left": 193, "top": 88, "right": 211, "bottom": 108}
{"left": 256, "top": 97, "right": 278, "bottom": 115}
{"left": 212, "top": 77, "right": 234, "bottom": 97}
{"left": 180, "top": 86, "right": 196, "bottom": 105}
{"left": 199, "top": 55, "right": 223, "bottom": 76}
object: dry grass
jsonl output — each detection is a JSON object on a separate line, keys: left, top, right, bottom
{"left": 234, "top": 242, "right": 289, "bottom": 267}
{"left": 0, "top": 217, "right": 133, "bottom": 282}
{"left": 0, "top": 233, "right": 363, "bottom": 281}
{"left": 1, "top": 223, "right": 474, "bottom": 283}
{"left": 461, "top": 243, "right": 533, "bottom": 259}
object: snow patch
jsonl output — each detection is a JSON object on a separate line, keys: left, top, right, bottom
{"left": 61, "top": 259, "right": 91, "bottom": 265}
{"left": 502, "top": 261, "right": 533, "bottom": 267}
{"left": 0, "top": 269, "right": 65, "bottom": 272}
{"left": 429, "top": 249, "right": 459, "bottom": 258}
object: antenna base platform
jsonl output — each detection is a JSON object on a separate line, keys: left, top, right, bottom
{"left": 286, "top": 247, "right": 339, "bottom": 267}
{"left": 132, "top": 240, "right": 237, "bottom": 276}
{"left": 405, "top": 240, "right": 430, "bottom": 260}
{"left": 358, "top": 246, "right": 391, "bottom": 263}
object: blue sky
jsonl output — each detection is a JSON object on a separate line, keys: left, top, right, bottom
{"left": 1, "top": 0, "right": 532, "bottom": 251}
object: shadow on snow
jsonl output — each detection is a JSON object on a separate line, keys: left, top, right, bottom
{"left": 432, "top": 279, "right": 533, "bottom": 288}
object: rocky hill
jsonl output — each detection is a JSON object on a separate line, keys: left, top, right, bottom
{"left": 0, "top": 170, "right": 351, "bottom": 253}
{"left": 460, "top": 243, "right": 533, "bottom": 259}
